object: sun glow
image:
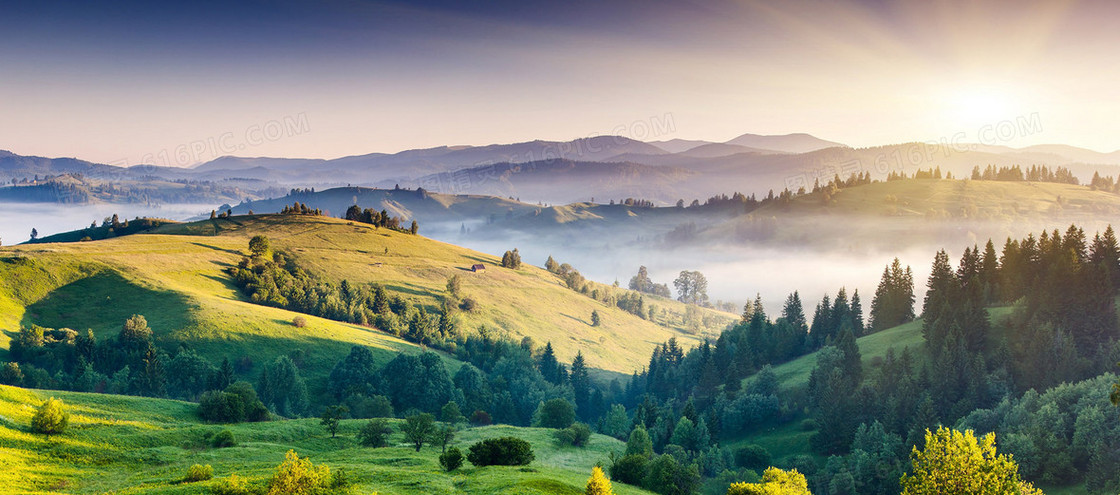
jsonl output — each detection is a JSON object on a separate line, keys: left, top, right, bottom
{"left": 941, "top": 85, "right": 1023, "bottom": 131}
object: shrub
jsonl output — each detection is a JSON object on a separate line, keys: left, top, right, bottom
{"left": 727, "top": 467, "right": 810, "bottom": 495}
{"left": 199, "top": 382, "right": 270, "bottom": 423}
{"left": 357, "top": 418, "right": 393, "bottom": 447}
{"left": 266, "top": 450, "right": 331, "bottom": 495}
{"left": 470, "top": 410, "right": 492, "bottom": 426}
{"left": 555, "top": 422, "right": 592, "bottom": 447}
{"left": 212, "top": 429, "right": 237, "bottom": 448}
{"left": 439, "top": 446, "right": 464, "bottom": 471}
{"left": 0, "top": 362, "right": 23, "bottom": 385}
{"left": 184, "top": 464, "right": 214, "bottom": 483}
{"left": 329, "top": 468, "right": 351, "bottom": 490}
{"left": 467, "top": 437, "right": 534, "bottom": 466}
{"left": 248, "top": 235, "right": 270, "bottom": 257}
{"left": 459, "top": 298, "right": 478, "bottom": 312}
{"left": 800, "top": 419, "right": 819, "bottom": 431}
{"left": 735, "top": 445, "right": 772, "bottom": 471}
{"left": 292, "top": 316, "right": 307, "bottom": 328}
{"left": 31, "top": 397, "right": 69, "bottom": 435}
{"left": 199, "top": 391, "right": 246, "bottom": 423}
{"left": 610, "top": 454, "right": 649, "bottom": 485}
{"left": 209, "top": 474, "right": 258, "bottom": 495}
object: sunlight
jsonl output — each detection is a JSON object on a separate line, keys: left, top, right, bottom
{"left": 942, "top": 84, "right": 1022, "bottom": 131}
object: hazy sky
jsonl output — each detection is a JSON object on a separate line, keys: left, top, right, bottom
{"left": 2, "top": 0, "right": 1119, "bottom": 166}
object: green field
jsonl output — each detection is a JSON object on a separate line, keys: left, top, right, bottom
{"left": 0, "top": 384, "right": 654, "bottom": 494}
{"left": 0, "top": 214, "right": 736, "bottom": 386}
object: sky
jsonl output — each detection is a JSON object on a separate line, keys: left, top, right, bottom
{"left": 2, "top": 0, "right": 1119, "bottom": 166}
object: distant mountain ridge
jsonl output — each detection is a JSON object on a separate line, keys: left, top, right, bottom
{"left": 724, "top": 132, "right": 847, "bottom": 153}
{"left": 6, "top": 132, "right": 1120, "bottom": 206}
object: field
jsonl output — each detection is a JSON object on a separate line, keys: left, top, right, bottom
{"left": 0, "top": 384, "right": 654, "bottom": 494}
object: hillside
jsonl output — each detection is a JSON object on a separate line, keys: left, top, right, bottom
{"left": 0, "top": 384, "right": 652, "bottom": 494}
{"left": 0, "top": 214, "right": 733, "bottom": 382}
{"left": 711, "top": 179, "right": 1120, "bottom": 252}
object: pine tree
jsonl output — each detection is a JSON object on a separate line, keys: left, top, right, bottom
{"left": 850, "top": 289, "right": 864, "bottom": 335}
{"left": 538, "top": 342, "right": 561, "bottom": 384}
{"left": 570, "top": 352, "right": 591, "bottom": 420}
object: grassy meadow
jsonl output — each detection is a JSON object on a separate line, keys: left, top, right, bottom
{"left": 0, "top": 384, "right": 654, "bottom": 494}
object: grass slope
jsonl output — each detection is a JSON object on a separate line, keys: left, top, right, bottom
{"left": 0, "top": 214, "right": 732, "bottom": 381}
{"left": 0, "top": 384, "right": 653, "bottom": 494}
{"left": 767, "top": 306, "right": 1015, "bottom": 392}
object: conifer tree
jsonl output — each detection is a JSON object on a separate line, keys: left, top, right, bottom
{"left": 585, "top": 466, "right": 614, "bottom": 495}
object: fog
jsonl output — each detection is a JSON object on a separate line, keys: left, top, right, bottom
{"left": 0, "top": 202, "right": 215, "bottom": 246}
{"left": 423, "top": 220, "right": 941, "bottom": 320}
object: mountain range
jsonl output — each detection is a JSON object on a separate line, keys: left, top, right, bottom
{"left": 5, "top": 132, "right": 1120, "bottom": 206}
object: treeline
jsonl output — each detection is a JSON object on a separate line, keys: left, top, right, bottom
{"left": 598, "top": 224, "right": 1120, "bottom": 494}
{"left": 1089, "top": 171, "right": 1120, "bottom": 194}
{"left": 970, "top": 164, "right": 1078, "bottom": 184}
{"left": 0, "top": 174, "right": 249, "bottom": 204}
{"left": 230, "top": 250, "right": 458, "bottom": 349}
{"left": 546, "top": 256, "right": 654, "bottom": 321}
{"left": 280, "top": 201, "right": 323, "bottom": 216}
{"left": 2, "top": 315, "right": 246, "bottom": 403}
{"left": 27, "top": 215, "right": 174, "bottom": 244}
{"left": 343, "top": 204, "right": 417, "bottom": 234}
{"left": 792, "top": 224, "right": 1120, "bottom": 493}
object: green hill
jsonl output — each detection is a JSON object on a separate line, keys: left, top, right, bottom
{"left": 0, "top": 384, "right": 653, "bottom": 494}
{"left": 0, "top": 214, "right": 734, "bottom": 385}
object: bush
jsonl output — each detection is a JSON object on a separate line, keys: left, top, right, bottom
{"left": 467, "top": 437, "right": 535, "bottom": 466}
{"left": 610, "top": 454, "right": 649, "bottom": 485}
{"left": 209, "top": 474, "right": 258, "bottom": 495}
{"left": 735, "top": 445, "right": 772, "bottom": 471}
{"left": 31, "top": 397, "right": 69, "bottom": 435}
{"left": 212, "top": 429, "right": 237, "bottom": 448}
{"left": 357, "top": 418, "right": 393, "bottom": 447}
{"left": 292, "top": 316, "right": 307, "bottom": 328}
{"left": 439, "top": 446, "right": 464, "bottom": 471}
{"left": 266, "top": 450, "right": 331, "bottom": 495}
{"left": 727, "top": 467, "right": 810, "bottom": 495}
{"left": 199, "top": 391, "right": 245, "bottom": 423}
{"left": 199, "top": 382, "right": 270, "bottom": 423}
{"left": 470, "top": 410, "right": 492, "bottom": 426}
{"left": 800, "top": 419, "right": 819, "bottom": 431}
{"left": 459, "top": 298, "right": 477, "bottom": 312}
{"left": 184, "top": 464, "right": 214, "bottom": 483}
{"left": 555, "top": 422, "right": 592, "bottom": 447}
{"left": 248, "top": 235, "right": 270, "bottom": 257}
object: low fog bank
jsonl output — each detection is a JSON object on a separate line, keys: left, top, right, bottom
{"left": 0, "top": 203, "right": 215, "bottom": 246}
{"left": 423, "top": 220, "right": 939, "bottom": 320}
